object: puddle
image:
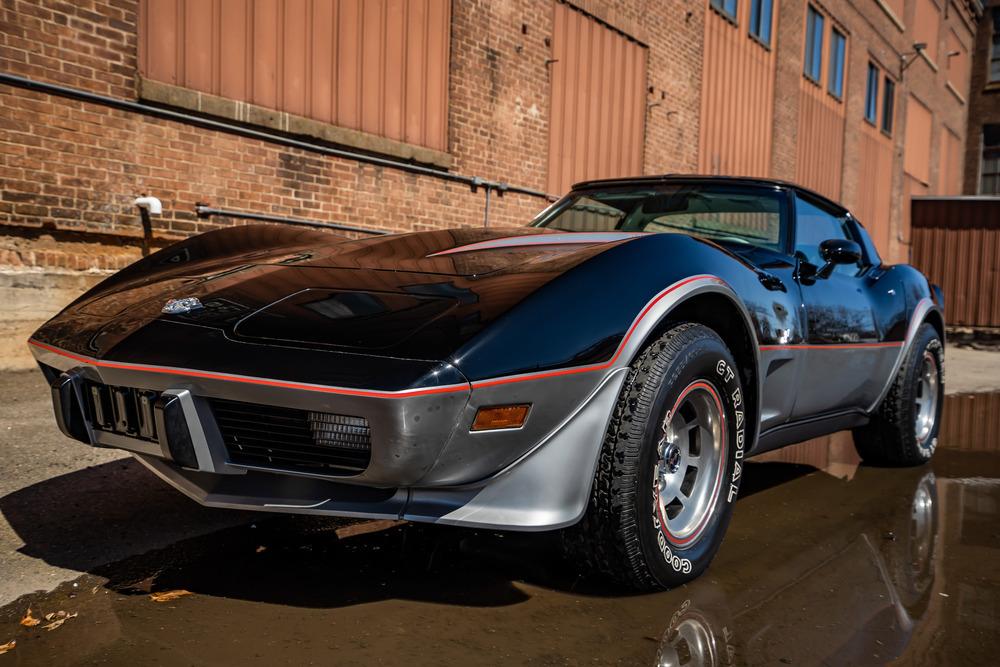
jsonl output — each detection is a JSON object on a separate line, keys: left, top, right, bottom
{"left": 1, "top": 395, "right": 999, "bottom": 665}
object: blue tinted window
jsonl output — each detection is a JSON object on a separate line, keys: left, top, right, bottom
{"left": 711, "top": 0, "right": 738, "bottom": 21}
{"left": 750, "top": 0, "right": 773, "bottom": 45}
{"left": 864, "top": 63, "right": 879, "bottom": 123}
{"left": 804, "top": 7, "right": 824, "bottom": 82}
{"left": 882, "top": 77, "right": 895, "bottom": 134}
{"left": 828, "top": 29, "right": 845, "bottom": 98}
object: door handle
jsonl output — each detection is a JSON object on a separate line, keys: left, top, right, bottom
{"left": 756, "top": 270, "right": 787, "bottom": 292}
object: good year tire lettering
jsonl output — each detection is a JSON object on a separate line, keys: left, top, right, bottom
{"left": 651, "top": 498, "right": 693, "bottom": 574}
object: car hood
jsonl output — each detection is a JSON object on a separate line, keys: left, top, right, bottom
{"left": 33, "top": 225, "right": 644, "bottom": 361}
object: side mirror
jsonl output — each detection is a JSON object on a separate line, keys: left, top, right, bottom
{"left": 816, "top": 238, "right": 861, "bottom": 278}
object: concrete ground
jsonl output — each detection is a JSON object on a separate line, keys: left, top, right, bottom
{"left": 943, "top": 344, "right": 1000, "bottom": 394}
{"left": 0, "top": 370, "right": 254, "bottom": 607}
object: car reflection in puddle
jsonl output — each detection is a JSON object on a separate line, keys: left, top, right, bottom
{"left": 1, "top": 394, "right": 998, "bottom": 665}
{"left": 655, "top": 391, "right": 1000, "bottom": 666}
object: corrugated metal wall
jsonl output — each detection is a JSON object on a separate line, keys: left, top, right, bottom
{"left": 795, "top": 78, "right": 846, "bottom": 201}
{"left": 855, "top": 122, "right": 894, "bottom": 254}
{"left": 698, "top": 1, "right": 778, "bottom": 177}
{"left": 911, "top": 198, "right": 1000, "bottom": 329}
{"left": 794, "top": 6, "right": 846, "bottom": 202}
{"left": 940, "top": 392, "right": 1000, "bottom": 452}
{"left": 547, "top": 1, "right": 647, "bottom": 196}
{"left": 138, "top": 0, "right": 451, "bottom": 152}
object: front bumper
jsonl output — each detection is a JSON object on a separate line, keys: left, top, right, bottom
{"left": 31, "top": 341, "right": 626, "bottom": 531}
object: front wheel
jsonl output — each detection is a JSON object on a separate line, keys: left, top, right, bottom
{"left": 853, "top": 323, "right": 943, "bottom": 466}
{"left": 563, "top": 323, "right": 747, "bottom": 590}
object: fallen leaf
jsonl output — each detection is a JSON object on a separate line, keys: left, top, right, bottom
{"left": 0, "top": 640, "right": 14, "bottom": 655}
{"left": 19, "top": 607, "right": 40, "bottom": 627}
{"left": 149, "top": 590, "right": 192, "bottom": 603}
{"left": 41, "top": 612, "right": 77, "bottom": 632}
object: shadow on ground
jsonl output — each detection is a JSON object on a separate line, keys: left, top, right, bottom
{"left": 0, "top": 458, "right": 254, "bottom": 576}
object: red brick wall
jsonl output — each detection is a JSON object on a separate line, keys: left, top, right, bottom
{"left": 0, "top": 0, "right": 980, "bottom": 272}
{"left": 0, "top": 0, "right": 704, "bottom": 273}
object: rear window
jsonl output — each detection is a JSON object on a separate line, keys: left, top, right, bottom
{"left": 531, "top": 184, "right": 786, "bottom": 251}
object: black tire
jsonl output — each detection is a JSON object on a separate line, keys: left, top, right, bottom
{"left": 563, "top": 323, "right": 747, "bottom": 590}
{"left": 853, "top": 323, "right": 943, "bottom": 466}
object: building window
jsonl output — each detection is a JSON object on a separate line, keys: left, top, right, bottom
{"left": 982, "top": 125, "right": 1000, "bottom": 195}
{"left": 828, "top": 29, "right": 846, "bottom": 99}
{"left": 882, "top": 77, "right": 895, "bottom": 135}
{"left": 711, "top": 0, "right": 738, "bottom": 22}
{"left": 991, "top": 8, "right": 1000, "bottom": 83}
{"left": 864, "top": 63, "right": 879, "bottom": 123}
{"left": 749, "top": 0, "right": 773, "bottom": 45}
{"left": 805, "top": 6, "right": 825, "bottom": 82}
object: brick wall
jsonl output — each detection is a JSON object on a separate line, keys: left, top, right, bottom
{"left": 0, "top": 0, "right": 981, "bottom": 274}
{"left": 0, "top": 0, "right": 708, "bottom": 274}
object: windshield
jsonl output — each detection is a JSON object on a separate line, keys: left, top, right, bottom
{"left": 531, "top": 185, "right": 787, "bottom": 251}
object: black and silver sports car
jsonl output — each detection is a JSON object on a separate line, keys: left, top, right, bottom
{"left": 30, "top": 176, "right": 945, "bottom": 589}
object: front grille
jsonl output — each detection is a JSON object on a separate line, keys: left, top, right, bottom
{"left": 210, "top": 398, "right": 371, "bottom": 475}
{"left": 84, "top": 381, "right": 159, "bottom": 442}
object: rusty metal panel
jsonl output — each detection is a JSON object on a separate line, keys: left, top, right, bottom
{"left": 698, "top": 0, "right": 778, "bottom": 177}
{"left": 547, "top": 2, "right": 647, "bottom": 196}
{"left": 904, "top": 95, "right": 933, "bottom": 186}
{"left": 911, "top": 198, "right": 1000, "bottom": 328}
{"left": 855, "top": 123, "right": 894, "bottom": 254}
{"left": 137, "top": 0, "right": 451, "bottom": 152}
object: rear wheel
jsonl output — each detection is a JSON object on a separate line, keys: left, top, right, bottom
{"left": 564, "top": 323, "right": 747, "bottom": 590}
{"left": 853, "top": 323, "right": 943, "bottom": 466}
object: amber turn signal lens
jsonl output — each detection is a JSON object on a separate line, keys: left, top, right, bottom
{"left": 471, "top": 404, "right": 530, "bottom": 431}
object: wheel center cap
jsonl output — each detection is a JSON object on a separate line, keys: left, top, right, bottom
{"left": 664, "top": 443, "right": 682, "bottom": 474}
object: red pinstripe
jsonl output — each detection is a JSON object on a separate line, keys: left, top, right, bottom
{"left": 29, "top": 274, "right": 725, "bottom": 397}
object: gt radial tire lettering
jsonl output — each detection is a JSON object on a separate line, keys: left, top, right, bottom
{"left": 718, "top": 359, "right": 745, "bottom": 503}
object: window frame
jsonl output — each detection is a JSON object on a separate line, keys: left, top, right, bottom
{"left": 881, "top": 76, "right": 896, "bottom": 136}
{"left": 749, "top": 0, "right": 773, "bottom": 47}
{"left": 710, "top": 0, "right": 739, "bottom": 24}
{"left": 827, "top": 28, "right": 847, "bottom": 100}
{"left": 864, "top": 62, "right": 879, "bottom": 124}
{"left": 790, "top": 190, "right": 869, "bottom": 275}
{"left": 804, "top": 6, "right": 825, "bottom": 84}
{"left": 981, "top": 124, "right": 1000, "bottom": 195}
{"left": 990, "top": 7, "right": 1000, "bottom": 84}
{"left": 530, "top": 182, "right": 794, "bottom": 255}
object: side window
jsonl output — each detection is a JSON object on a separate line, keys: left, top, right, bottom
{"left": 794, "top": 198, "right": 859, "bottom": 275}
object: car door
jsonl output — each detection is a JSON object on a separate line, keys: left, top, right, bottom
{"left": 790, "top": 193, "right": 892, "bottom": 418}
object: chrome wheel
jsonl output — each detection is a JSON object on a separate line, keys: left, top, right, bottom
{"left": 909, "top": 478, "right": 935, "bottom": 583}
{"left": 657, "top": 614, "right": 719, "bottom": 667}
{"left": 914, "top": 350, "right": 940, "bottom": 445}
{"left": 654, "top": 383, "right": 727, "bottom": 546}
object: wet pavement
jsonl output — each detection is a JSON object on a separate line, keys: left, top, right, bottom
{"left": 1, "top": 393, "right": 999, "bottom": 665}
